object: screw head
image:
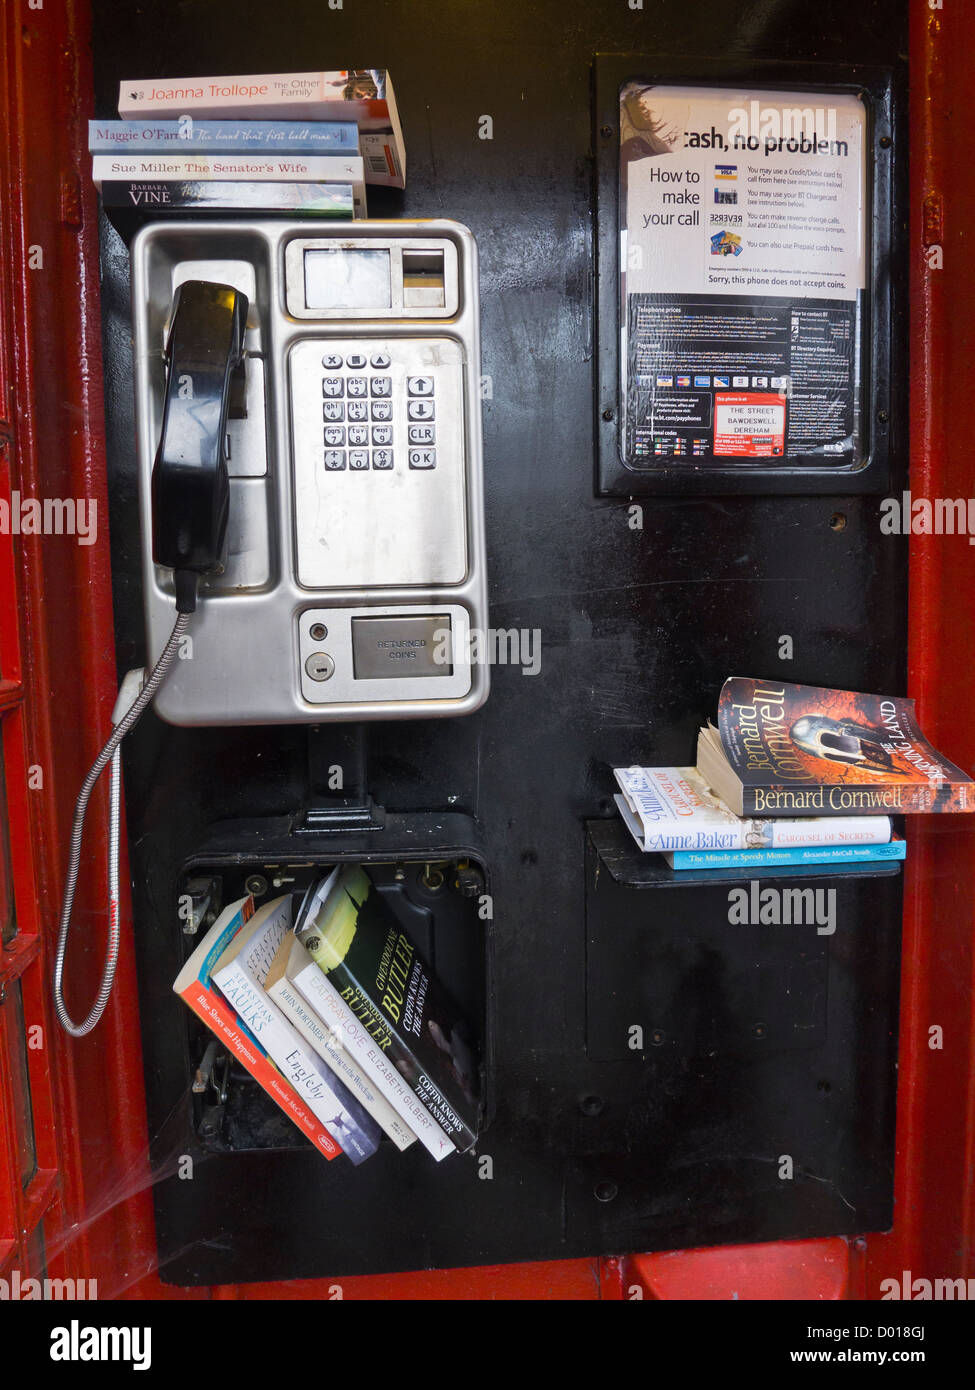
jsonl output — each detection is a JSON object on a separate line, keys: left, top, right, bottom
{"left": 594, "top": 1180, "right": 618, "bottom": 1203}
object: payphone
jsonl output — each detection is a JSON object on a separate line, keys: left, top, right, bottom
{"left": 54, "top": 219, "right": 488, "bottom": 1037}
{"left": 131, "top": 218, "right": 489, "bottom": 725}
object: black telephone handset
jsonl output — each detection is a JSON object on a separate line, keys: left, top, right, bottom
{"left": 151, "top": 279, "right": 249, "bottom": 609}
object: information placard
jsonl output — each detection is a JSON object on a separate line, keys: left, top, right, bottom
{"left": 594, "top": 63, "right": 899, "bottom": 495}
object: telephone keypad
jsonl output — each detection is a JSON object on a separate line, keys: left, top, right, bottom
{"left": 316, "top": 351, "right": 440, "bottom": 474}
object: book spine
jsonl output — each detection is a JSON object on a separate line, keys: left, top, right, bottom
{"left": 214, "top": 962, "right": 379, "bottom": 1165}
{"left": 117, "top": 74, "right": 393, "bottom": 125}
{"left": 764, "top": 816, "right": 891, "bottom": 848}
{"left": 268, "top": 976, "right": 416, "bottom": 1152}
{"left": 293, "top": 962, "right": 456, "bottom": 1162}
{"left": 91, "top": 153, "right": 363, "bottom": 183}
{"left": 302, "top": 956, "right": 476, "bottom": 1152}
{"left": 88, "top": 118, "right": 360, "bottom": 152}
{"left": 742, "top": 782, "right": 970, "bottom": 816}
{"left": 176, "top": 982, "right": 340, "bottom": 1159}
{"left": 667, "top": 840, "right": 907, "bottom": 870}
{"left": 98, "top": 181, "right": 356, "bottom": 214}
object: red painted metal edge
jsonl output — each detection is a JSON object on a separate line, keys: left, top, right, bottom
{"left": 860, "top": 0, "right": 975, "bottom": 1299}
{"left": 4, "top": 0, "right": 973, "bottom": 1302}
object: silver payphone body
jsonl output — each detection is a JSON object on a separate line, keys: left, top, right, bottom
{"left": 131, "top": 219, "right": 488, "bottom": 725}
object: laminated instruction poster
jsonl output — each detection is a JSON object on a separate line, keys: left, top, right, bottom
{"left": 619, "top": 84, "right": 867, "bottom": 469}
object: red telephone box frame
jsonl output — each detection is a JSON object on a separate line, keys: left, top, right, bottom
{"left": 0, "top": 0, "right": 971, "bottom": 1299}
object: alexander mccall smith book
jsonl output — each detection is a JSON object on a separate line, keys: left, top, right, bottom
{"left": 697, "top": 678, "right": 975, "bottom": 816}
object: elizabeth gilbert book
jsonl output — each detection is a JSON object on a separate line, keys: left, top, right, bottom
{"left": 295, "top": 866, "right": 480, "bottom": 1153}
{"left": 697, "top": 678, "right": 975, "bottom": 817}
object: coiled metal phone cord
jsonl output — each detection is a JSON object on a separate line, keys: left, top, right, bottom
{"left": 53, "top": 612, "right": 191, "bottom": 1037}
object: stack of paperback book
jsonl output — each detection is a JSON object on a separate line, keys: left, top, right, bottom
{"left": 174, "top": 863, "right": 479, "bottom": 1165}
{"left": 90, "top": 68, "right": 407, "bottom": 216}
{"left": 614, "top": 677, "right": 975, "bottom": 871}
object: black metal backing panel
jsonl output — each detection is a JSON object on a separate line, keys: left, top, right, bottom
{"left": 92, "top": 0, "right": 909, "bottom": 1285}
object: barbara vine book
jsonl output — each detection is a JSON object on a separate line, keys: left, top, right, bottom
{"left": 697, "top": 678, "right": 975, "bottom": 816}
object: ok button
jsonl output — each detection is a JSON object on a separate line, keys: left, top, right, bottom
{"left": 407, "top": 376, "right": 434, "bottom": 396}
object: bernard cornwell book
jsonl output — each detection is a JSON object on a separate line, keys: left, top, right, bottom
{"left": 697, "top": 677, "right": 975, "bottom": 816}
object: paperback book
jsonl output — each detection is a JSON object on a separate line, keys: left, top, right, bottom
{"left": 117, "top": 69, "right": 406, "bottom": 187}
{"left": 613, "top": 765, "right": 892, "bottom": 853}
{"left": 286, "top": 934, "right": 456, "bottom": 1163}
{"left": 659, "top": 835, "right": 906, "bottom": 871}
{"left": 100, "top": 181, "right": 355, "bottom": 215}
{"left": 91, "top": 153, "right": 366, "bottom": 215}
{"left": 172, "top": 895, "right": 341, "bottom": 1160}
{"left": 211, "top": 895, "right": 382, "bottom": 1165}
{"left": 698, "top": 678, "right": 975, "bottom": 817}
{"left": 89, "top": 118, "right": 360, "bottom": 154}
{"left": 265, "top": 933, "right": 417, "bottom": 1152}
{"left": 294, "top": 866, "right": 480, "bottom": 1153}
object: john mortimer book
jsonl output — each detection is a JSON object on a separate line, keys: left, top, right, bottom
{"left": 697, "top": 677, "right": 975, "bottom": 817}
{"left": 295, "top": 866, "right": 479, "bottom": 1152}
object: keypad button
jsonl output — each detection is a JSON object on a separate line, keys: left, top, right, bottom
{"left": 372, "top": 424, "right": 393, "bottom": 445}
{"left": 371, "top": 400, "right": 392, "bottom": 421}
{"left": 370, "top": 352, "right": 391, "bottom": 369}
{"left": 347, "top": 353, "right": 367, "bottom": 369}
{"left": 322, "top": 353, "right": 343, "bottom": 369}
{"left": 324, "top": 449, "right": 346, "bottom": 470}
{"left": 407, "top": 376, "right": 435, "bottom": 396}
{"left": 371, "top": 376, "right": 392, "bottom": 398}
{"left": 323, "top": 400, "right": 345, "bottom": 421}
{"left": 324, "top": 425, "right": 345, "bottom": 446}
{"left": 372, "top": 448, "right": 394, "bottom": 470}
{"left": 348, "top": 425, "right": 368, "bottom": 446}
{"left": 409, "top": 448, "right": 436, "bottom": 469}
{"left": 349, "top": 449, "right": 370, "bottom": 470}
{"left": 407, "top": 399, "right": 435, "bottom": 421}
{"left": 347, "top": 376, "right": 367, "bottom": 398}
{"left": 408, "top": 424, "right": 435, "bottom": 445}
{"left": 322, "top": 377, "right": 344, "bottom": 398}
{"left": 347, "top": 400, "right": 368, "bottom": 421}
